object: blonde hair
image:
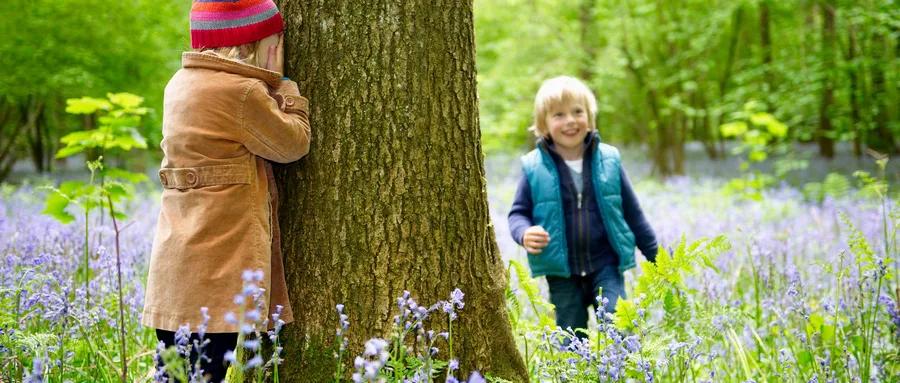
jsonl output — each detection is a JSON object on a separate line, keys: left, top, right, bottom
{"left": 530, "top": 76, "right": 598, "bottom": 138}
{"left": 198, "top": 40, "right": 262, "bottom": 67}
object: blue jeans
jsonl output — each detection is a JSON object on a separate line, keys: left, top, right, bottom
{"left": 546, "top": 264, "right": 625, "bottom": 339}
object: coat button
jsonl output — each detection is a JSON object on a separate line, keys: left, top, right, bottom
{"left": 185, "top": 171, "right": 197, "bottom": 186}
{"left": 284, "top": 96, "right": 295, "bottom": 106}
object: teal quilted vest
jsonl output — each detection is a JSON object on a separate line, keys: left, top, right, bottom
{"left": 520, "top": 142, "right": 637, "bottom": 277}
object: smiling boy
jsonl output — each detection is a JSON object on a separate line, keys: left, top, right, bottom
{"left": 508, "top": 76, "right": 658, "bottom": 340}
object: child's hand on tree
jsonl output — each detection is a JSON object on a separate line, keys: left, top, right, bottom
{"left": 523, "top": 226, "right": 550, "bottom": 255}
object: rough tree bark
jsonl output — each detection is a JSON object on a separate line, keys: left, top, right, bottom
{"left": 275, "top": 1, "right": 528, "bottom": 381}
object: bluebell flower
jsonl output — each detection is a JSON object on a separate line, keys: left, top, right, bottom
{"left": 22, "top": 355, "right": 44, "bottom": 383}
{"left": 245, "top": 309, "right": 261, "bottom": 322}
{"left": 466, "top": 371, "right": 485, "bottom": 383}
{"left": 450, "top": 288, "right": 465, "bottom": 309}
{"left": 244, "top": 339, "right": 260, "bottom": 351}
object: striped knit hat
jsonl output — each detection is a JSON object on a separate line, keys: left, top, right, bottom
{"left": 190, "top": 0, "right": 284, "bottom": 49}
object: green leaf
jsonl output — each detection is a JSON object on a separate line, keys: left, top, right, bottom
{"left": 749, "top": 112, "right": 774, "bottom": 127}
{"left": 107, "top": 92, "right": 144, "bottom": 109}
{"left": 748, "top": 150, "right": 768, "bottom": 162}
{"left": 797, "top": 350, "right": 813, "bottom": 368}
{"left": 105, "top": 168, "right": 148, "bottom": 183}
{"left": 59, "top": 180, "right": 86, "bottom": 195}
{"left": 821, "top": 324, "right": 835, "bottom": 344}
{"left": 58, "top": 129, "right": 109, "bottom": 154}
{"left": 851, "top": 335, "right": 866, "bottom": 353}
{"left": 807, "top": 313, "right": 824, "bottom": 332}
{"left": 59, "top": 130, "right": 93, "bottom": 145}
{"left": 103, "top": 183, "right": 129, "bottom": 201}
{"left": 105, "top": 135, "right": 144, "bottom": 151}
{"left": 65, "top": 97, "right": 111, "bottom": 114}
{"left": 126, "top": 127, "right": 148, "bottom": 149}
{"left": 766, "top": 120, "right": 788, "bottom": 138}
{"left": 42, "top": 190, "right": 75, "bottom": 224}
{"left": 613, "top": 299, "right": 639, "bottom": 331}
{"left": 55, "top": 144, "right": 85, "bottom": 159}
{"left": 822, "top": 173, "right": 850, "bottom": 199}
{"left": 663, "top": 289, "right": 679, "bottom": 313}
{"left": 720, "top": 121, "right": 747, "bottom": 137}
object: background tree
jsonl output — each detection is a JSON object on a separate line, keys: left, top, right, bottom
{"left": 474, "top": 0, "right": 899, "bottom": 177}
{"left": 275, "top": 1, "right": 528, "bottom": 381}
{"left": 0, "top": 0, "right": 187, "bottom": 181}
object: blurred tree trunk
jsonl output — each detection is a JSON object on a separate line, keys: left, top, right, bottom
{"left": 0, "top": 101, "right": 25, "bottom": 181}
{"left": 759, "top": 0, "right": 774, "bottom": 108}
{"left": 578, "top": 0, "right": 597, "bottom": 84}
{"left": 816, "top": 1, "right": 836, "bottom": 158}
{"left": 622, "top": 2, "right": 675, "bottom": 177}
{"left": 870, "top": 30, "right": 896, "bottom": 154}
{"left": 845, "top": 24, "right": 863, "bottom": 157}
{"left": 275, "top": 1, "right": 527, "bottom": 381}
{"left": 673, "top": 111, "right": 686, "bottom": 174}
{"left": 694, "top": 91, "right": 718, "bottom": 160}
{"left": 716, "top": 4, "right": 743, "bottom": 157}
{"left": 22, "top": 97, "right": 47, "bottom": 173}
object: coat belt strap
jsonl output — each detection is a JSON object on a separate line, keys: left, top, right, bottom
{"left": 159, "top": 163, "right": 252, "bottom": 190}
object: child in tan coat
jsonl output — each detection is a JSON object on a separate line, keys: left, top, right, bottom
{"left": 141, "top": 1, "right": 310, "bottom": 380}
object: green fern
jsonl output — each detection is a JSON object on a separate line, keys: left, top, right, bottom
{"left": 617, "top": 236, "right": 730, "bottom": 332}
{"left": 509, "top": 259, "right": 555, "bottom": 327}
{"left": 841, "top": 213, "right": 878, "bottom": 275}
{"left": 16, "top": 333, "right": 59, "bottom": 355}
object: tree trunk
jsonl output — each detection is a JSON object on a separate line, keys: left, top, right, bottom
{"left": 817, "top": 1, "right": 836, "bottom": 158}
{"left": 759, "top": 0, "right": 774, "bottom": 108}
{"left": 0, "top": 101, "right": 25, "bottom": 182}
{"left": 275, "top": 1, "right": 527, "bottom": 381}
{"left": 715, "top": 4, "right": 743, "bottom": 159}
{"left": 870, "top": 30, "right": 896, "bottom": 153}
{"left": 694, "top": 90, "right": 718, "bottom": 159}
{"left": 674, "top": 110, "right": 686, "bottom": 174}
{"left": 846, "top": 24, "right": 862, "bottom": 157}
{"left": 578, "top": 0, "right": 597, "bottom": 84}
{"left": 22, "top": 97, "right": 46, "bottom": 173}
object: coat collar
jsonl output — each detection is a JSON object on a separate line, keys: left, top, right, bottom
{"left": 538, "top": 131, "right": 600, "bottom": 160}
{"left": 181, "top": 52, "right": 282, "bottom": 88}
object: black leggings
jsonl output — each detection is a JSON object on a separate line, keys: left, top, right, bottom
{"left": 155, "top": 329, "right": 238, "bottom": 383}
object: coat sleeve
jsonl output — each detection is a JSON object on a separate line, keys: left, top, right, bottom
{"left": 239, "top": 79, "right": 311, "bottom": 163}
{"left": 620, "top": 164, "right": 658, "bottom": 262}
{"left": 508, "top": 173, "right": 535, "bottom": 246}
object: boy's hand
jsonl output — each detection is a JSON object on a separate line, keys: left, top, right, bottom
{"left": 522, "top": 226, "right": 550, "bottom": 254}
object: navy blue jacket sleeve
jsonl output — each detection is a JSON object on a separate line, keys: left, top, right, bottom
{"left": 620, "top": 165, "right": 658, "bottom": 262}
{"left": 508, "top": 174, "right": 534, "bottom": 246}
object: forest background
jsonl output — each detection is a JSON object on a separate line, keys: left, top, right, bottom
{"left": 1, "top": 0, "right": 898, "bottom": 181}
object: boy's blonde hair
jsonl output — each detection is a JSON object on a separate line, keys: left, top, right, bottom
{"left": 531, "top": 76, "right": 598, "bottom": 138}
{"left": 198, "top": 40, "right": 262, "bottom": 67}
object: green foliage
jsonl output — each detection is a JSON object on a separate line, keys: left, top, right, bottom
{"left": 0, "top": 0, "right": 188, "bottom": 179}
{"left": 506, "top": 259, "right": 555, "bottom": 329}
{"left": 720, "top": 101, "right": 791, "bottom": 168}
{"left": 42, "top": 93, "right": 150, "bottom": 224}
{"left": 719, "top": 102, "right": 805, "bottom": 199}
{"left": 803, "top": 172, "right": 851, "bottom": 203}
{"left": 474, "top": 0, "right": 900, "bottom": 170}
{"left": 504, "top": 258, "right": 556, "bottom": 375}
{"left": 59, "top": 93, "right": 149, "bottom": 157}
{"left": 618, "top": 236, "right": 728, "bottom": 332}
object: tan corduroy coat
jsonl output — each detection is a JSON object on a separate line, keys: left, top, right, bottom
{"left": 142, "top": 52, "right": 310, "bottom": 333}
